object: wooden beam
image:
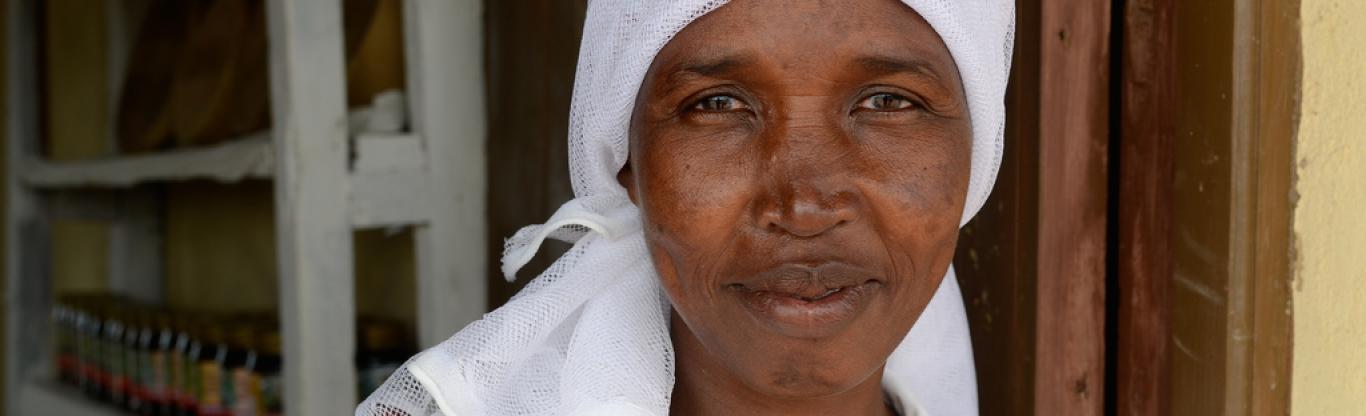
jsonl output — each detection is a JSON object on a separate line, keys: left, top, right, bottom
{"left": 403, "top": 0, "right": 487, "bottom": 348}
{"left": 18, "top": 135, "right": 274, "bottom": 188}
{"left": 265, "top": 0, "right": 357, "bottom": 414}
{"left": 1117, "top": 0, "right": 1177, "bottom": 414}
{"left": 350, "top": 168, "right": 431, "bottom": 229}
{"left": 1035, "top": 1, "right": 1111, "bottom": 415}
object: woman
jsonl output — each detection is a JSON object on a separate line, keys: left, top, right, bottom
{"left": 359, "top": 0, "right": 1012, "bottom": 415}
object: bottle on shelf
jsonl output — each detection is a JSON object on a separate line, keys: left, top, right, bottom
{"left": 133, "top": 310, "right": 172, "bottom": 416}
{"left": 124, "top": 305, "right": 151, "bottom": 414}
{"left": 255, "top": 321, "right": 283, "bottom": 416}
{"left": 47, "top": 297, "right": 431, "bottom": 416}
{"left": 172, "top": 313, "right": 201, "bottom": 416}
{"left": 225, "top": 319, "right": 260, "bottom": 416}
{"left": 75, "top": 298, "right": 99, "bottom": 399}
{"left": 196, "top": 321, "right": 230, "bottom": 416}
{"left": 52, "top": 295, "right": 80, "bottom": 385}
{"left": 72, "top": 297, "right": 92, "bottom": 394}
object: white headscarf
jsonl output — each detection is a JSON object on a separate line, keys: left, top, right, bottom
{"left": 357, "top": 1, "right": 1013, "bottom": 415}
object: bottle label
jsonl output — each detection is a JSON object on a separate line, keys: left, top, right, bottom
{"left": 169, "top": 351, "right": 185, "bottom": 407}
{"left": 105, "top": 338, "right": 122, "bottom": 395}
{"left": 230, "top": 368, "right": 260, "bottom": 416}
{"left": 147, "top": 351, "right": 167, "bottom": 403}
{"left": 199, "top": 361, "right": 227, "bottom": 415}
{"left": 126, "top": 346, "right": 144, "bottom": 406}
{"left": 181, "top": 353, "right": 201, "bottom": 410}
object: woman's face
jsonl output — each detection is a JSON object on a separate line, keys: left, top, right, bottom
{"left": 623, "top": 0, "right": 971, "bottom": 399}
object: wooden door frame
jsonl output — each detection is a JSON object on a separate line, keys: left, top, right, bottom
{"left": 1230, "top": 0, "right": 1298, "bottom": 413}
{"left": 1114, "top": 0, "right": 1299, "bottom": 414}
{"left": 1024, "top": 0, "right": 1299, "bottom": 414}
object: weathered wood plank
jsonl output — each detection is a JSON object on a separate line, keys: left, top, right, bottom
{"left": 1116, "top": 0, "right": 1177, "bottom": 414}
{"left": 265, "top": 0, "right": 357, "bottom": 414}
{"left": 1035, "top": 1, "right": 1111, "bottom": 415}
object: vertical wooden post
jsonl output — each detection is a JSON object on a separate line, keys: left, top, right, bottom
{"left": 404, "top": 0, "right": 487, "bottom": 347}
{"left": 3, "top": 0, "right": 54, "bottom": 409}
{"left": 1035, "top": 1, "right": 1111, "bottom": 415}
{"left": 3, "top": 0, "right": 52, "bottom": 413}
{"left": 266, "top": 1, "right": 357, "bottom": 414}
{"left": 3, "top": 0, "right": 44, "bottom": 412}
{"left": 1117, "top": 0, "right": 1177, "bottom": 414}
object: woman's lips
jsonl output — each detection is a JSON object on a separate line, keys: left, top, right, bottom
{"left": 728, "top": 263, "right": 883, "bottom": 339}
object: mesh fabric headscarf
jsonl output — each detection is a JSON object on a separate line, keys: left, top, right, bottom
{"left": 357, "top": 1, "right": 1013, "bottom": 415}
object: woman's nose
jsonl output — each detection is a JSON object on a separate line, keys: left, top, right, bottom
{"left": 757, "top": 184, "right": 860, "bottom": 238}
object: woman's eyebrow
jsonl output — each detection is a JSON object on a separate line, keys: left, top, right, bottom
{"left": 664, "top": 54, "right": 757, "bottom": 86}
{"left": 853, "top": 55, "right": 944, "bottom": 81}
{"left": 679, "top": 55, "right": 753, "bottom": 77}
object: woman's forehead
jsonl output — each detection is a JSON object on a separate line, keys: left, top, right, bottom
{"left": 650, "top": 0, "right": 958, "bottom": 84}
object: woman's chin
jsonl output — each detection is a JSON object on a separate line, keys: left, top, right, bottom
{"left": 736, "top": 353, "right": 886, "bottom": 401}
{"left": 703, "top": 308, "right": 895, "bottom": 401}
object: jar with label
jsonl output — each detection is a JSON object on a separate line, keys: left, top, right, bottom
{"left": 356, "top": 317, "right": 410, "bottom": 399}
{"left": 196, "top": 323, "right": 230, "bottom": 416}
{"left": 256, "top": 324, "right": 283, "bottom": 416}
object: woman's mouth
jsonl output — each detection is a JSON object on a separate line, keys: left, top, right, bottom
{"left": 728, "top": 263, "right": 883, "bottom": 339}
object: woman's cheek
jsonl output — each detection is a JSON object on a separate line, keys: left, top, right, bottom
{"left": 643, "top": 139, "right": 755, "bottom": 227}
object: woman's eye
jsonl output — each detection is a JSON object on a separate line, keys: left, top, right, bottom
{"left": 857, "top": 93, "right": 916, "bottom": 111}
{"left": 692, "top": 95, "right": 748, "bottom": 112}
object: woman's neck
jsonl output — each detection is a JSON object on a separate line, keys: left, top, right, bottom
{"left": 668, "top": 314, "right": 895, "bottom": 416}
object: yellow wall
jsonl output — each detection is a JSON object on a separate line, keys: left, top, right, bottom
{"left": 1292, "top": 0, "right": 1366, "bottom": 414}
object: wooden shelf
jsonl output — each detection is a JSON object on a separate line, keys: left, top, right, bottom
{"left": 13, "top": 108, "right": 395, "bottom": 189}
{"left": 15, "top": 376, "right": 124, "bottom": 416}
{"left": 19, "top": 134, "right": 274, "bottom": 189}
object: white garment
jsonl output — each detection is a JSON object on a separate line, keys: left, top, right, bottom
{"left": 356, "top": 1, "right": 1013, "bottom": 415}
